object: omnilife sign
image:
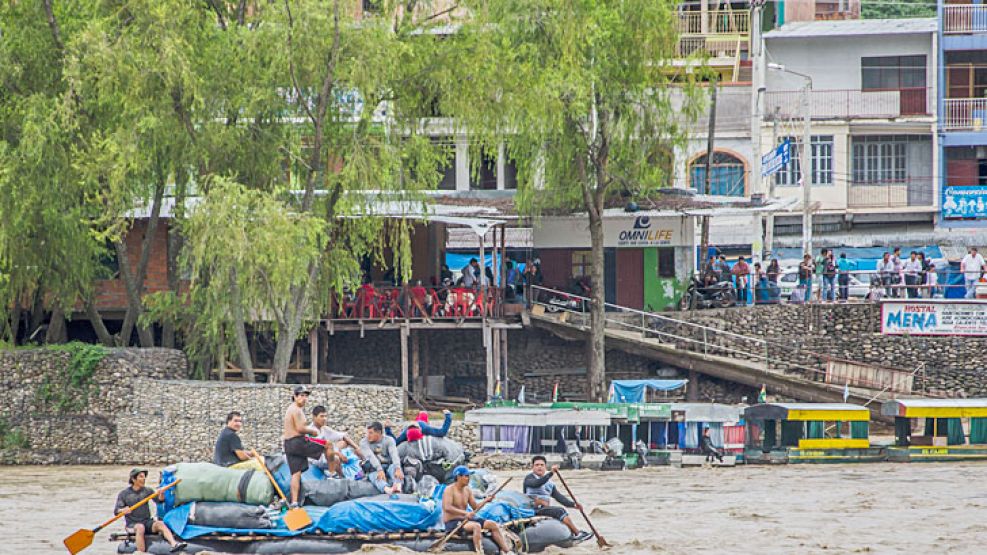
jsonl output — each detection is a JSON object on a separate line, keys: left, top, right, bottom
{"left": 612, "top": 216, "right": 679, "bottom": 247}
{"left": 532, "top": 215, "right": 691, "bottom": 249}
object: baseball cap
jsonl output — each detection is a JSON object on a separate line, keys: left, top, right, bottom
{"left": 407, "top": 427, "right": 424, "bottom": 443}
{"left": 293, "top": 386, "right": 311, "bottom": 396}
{"left": 129, "top": 468, "right": 148, "bottom": 482}
{"left": 452, "top": 465, "right": 473, "bottom": 478}
{"left": 416, "top": 411, "right": 430, "bottom": 423}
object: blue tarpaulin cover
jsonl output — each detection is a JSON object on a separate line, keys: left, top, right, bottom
{"left": 609, "top": 379, "right": 687, "bottom": 403}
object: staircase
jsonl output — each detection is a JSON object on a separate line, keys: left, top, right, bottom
{"left": 527, "top": 287, "right": 932, "bottom": 420}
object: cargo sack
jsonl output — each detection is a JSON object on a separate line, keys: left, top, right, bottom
{"left": 301, "top": 478, "right": 380, "bottom": 507}
{"left": 187, "top": 501, "right": 274, "bottom": 529}
{"left": 172, "top": 462, "right": 274, "bottom": 506}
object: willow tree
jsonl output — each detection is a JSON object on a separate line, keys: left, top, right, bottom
{"left": 450, "top": 0, "right": 707, "bottom": 401}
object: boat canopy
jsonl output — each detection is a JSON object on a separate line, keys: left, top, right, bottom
{"left": 881, "top": 398, "right": 987, "bottom": 419}
{"left": 671, "top": 403, "right": 745, "bottom": 423}
{"left": 550, "top": 401, "right": 672, "bottom": 422}
{"left": 744, "top": 403, "right": 870, "bottom": 422}
{"left": 464, "top": 407, "right": 612, "bottom": 427}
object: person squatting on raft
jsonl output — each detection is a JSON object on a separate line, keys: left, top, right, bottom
{"left": 282, "top": 386, "right": 333, "bottom": 508}
{"left": 310, "top": 405, "right": 364, "bottom": 478}
{"left": 361, "top": 421, "right": 404, "bottom": 494}
{"left": 386, "top": 409, "right": 452, "bottom": 445}
{"left": 700, "top": 427, "right": 724, "bottom": 463}
{"left": 523, "top": 456, "right": 592, "bottom": 542}
{"left": 213, "top": 410, "right": 260, "bottom": 470}
{"left": 114, "top": 468, "right": 187, "bottom": 553}
{"left": 441, "top": 465, "right": 513, "bottom": 554}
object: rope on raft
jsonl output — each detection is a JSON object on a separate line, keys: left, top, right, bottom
{"left": 109, "top": 516, "right": 550, "bottom": 543}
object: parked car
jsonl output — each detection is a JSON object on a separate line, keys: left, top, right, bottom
{"left": 776, "top": 270, "right": 873, "bottom": 301}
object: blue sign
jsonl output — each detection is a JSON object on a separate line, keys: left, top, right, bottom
{"left": 760, "top": 140, "right": 791, "bottom": 177}
{"left": 942, "top": 185, "right": 987, "bottom": 221}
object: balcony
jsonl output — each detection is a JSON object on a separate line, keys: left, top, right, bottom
{"left": 942, "top": 98, "right": 987, "bottom": 131}
{"left": 764, "top": 88, "right": 930, "bottom": 121}
{"left": 943, "top": 5, "right": 987, "bottom": 34}
{"left": 677, "top": 35, "right": 746, "bottom": 58}
{"left": 677, "top": 11, "right": 749, "bottom": 36}
{"left": 847, "top": 178, "right": 934, "bottom": 209}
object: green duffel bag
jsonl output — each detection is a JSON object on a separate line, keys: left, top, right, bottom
{"left": 172, "top": 462, "right": 274, "bottom": 506}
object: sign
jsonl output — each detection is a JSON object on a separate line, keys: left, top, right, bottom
{"left": 532, "top": 215, "right": 690, "bottom": 249}
{"left": 942, "top": 185, "right": 987, "bottom": 221}
{"left": 760, "top": 140, "right": 791, "bottom": 177}
{"left": 881, "top": 301, "right": 987, "bottom": 336}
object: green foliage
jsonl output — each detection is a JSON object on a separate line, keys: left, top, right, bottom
{"left": 861, "top": 0, "right": 935, "bottom": 19}
{"left": 0, "top": 417, "right": 29, "bottom": 450}
{"left": 35, "top": 342, "right": 107, "bottom": 413}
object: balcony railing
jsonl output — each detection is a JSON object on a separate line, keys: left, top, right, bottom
{"left": 677, "top": 35, "right": 746, "bottom": 58}
{"left": 764, "top": 88, "right": 930, "bottom": 121}
{"left": 943, "top": 5, "right": 987, "bottom": 34}
{"left": 677, "top": 10, "right": 750, "bottom": 36}
{"left": 847, "top": 178, "right": 934, "bottom": 209}
{"left": 942, "top": 98, "right": 987, "bottom": 130}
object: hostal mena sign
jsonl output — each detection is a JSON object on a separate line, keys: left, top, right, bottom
{"left": 881, "top": 301, "right": 987, "bottom": 336}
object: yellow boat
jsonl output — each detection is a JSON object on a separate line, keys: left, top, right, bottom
{"left": 743, "top": 403, "right": 885, "bottom": 464}
{"left": 882, "top": 399, "right": 987, "bottom": 462}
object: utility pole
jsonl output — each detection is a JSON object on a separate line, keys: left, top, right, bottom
{"left": 802, "top": 82, "right": 813, "bottom": 256}
{"left": 699, "top": 80, "right": 718, "bottom": 277}
{"left": 750, "top": 0, "right": 765, "bottom": 263}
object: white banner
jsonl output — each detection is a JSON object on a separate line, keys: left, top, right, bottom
{"left": 532, "top": 215, "right": 690, "bottom": 249}
{"left": 881, "top": 301, "right": 987, "bottom": 336}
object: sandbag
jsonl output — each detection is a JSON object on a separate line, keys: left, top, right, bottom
{"left": 246, "top": 539, "right": 352, "bottom": 554}
{"left": 301, "top": 478, "right": 381, "bottom": 507}
{"left": 172, "top": 462, "right": 274, "bottom": 506}
{"left": 516, "top": 518, "right": 576, "bottom": 553}
{"left": 117, "top": 538, "right": 229, "bottom": 554}
{"left": 188, "top": 501, "right": 274, "bottom": 529}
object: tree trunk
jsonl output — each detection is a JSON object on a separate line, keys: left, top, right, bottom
{"left": 8, "top": 295, "right": 21, "bottom": 345}
{"left": 162, "top": 181, "right": 187, "bottom": 350}
{"left": 229, "top": 268, "right": 255, "bottom": 382}
{"left": 116, "top": 181, "right": 165, "bottom": 348}
{"left": 586, "top": 211, "right": 607, "bottom": 402}
{"left": 45, "top": 306, "right": 67, "bottom": 344}
{"left": 84, "top": 300, "right": 115, "bottom": 347}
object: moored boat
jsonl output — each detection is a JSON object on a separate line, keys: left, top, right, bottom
{"left": 883, "top": 398, "right": 987, "bottom": 462}
{"left": 743, "top": 403, "right": 885, "bottom": 464}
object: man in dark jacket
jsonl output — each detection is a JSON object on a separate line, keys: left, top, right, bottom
{"left": 700, "top": 427, "right": 724, "bottom": 463}
{"left": 523, "top": 456, "right": 592, "bottom": 541}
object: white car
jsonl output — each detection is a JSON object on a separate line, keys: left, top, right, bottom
{"left": 776, "top": 270, "right": 873, "bottom": 301}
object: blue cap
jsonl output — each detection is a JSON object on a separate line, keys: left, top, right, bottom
{"left": 452, "top": 465, "right": 472, "bottom": 478}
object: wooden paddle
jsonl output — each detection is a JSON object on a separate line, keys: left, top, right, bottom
{"left": 428, "top": 476, "right": 513, "bottom": 552}
{"left": 63, "top": 479, "right": 180, "bottom": 555}
{"left": 252, "top": 449, "right": 312, "bottom": 531}
{"left": 554, "top": 470, "right": 611, "bottom": 548}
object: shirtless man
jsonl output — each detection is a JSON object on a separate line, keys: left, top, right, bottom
{"left": 282, "top": 386, "right": 331, "bottom": 507}
{"left": 441, "top": 465, "right": 512, "bottom": 554}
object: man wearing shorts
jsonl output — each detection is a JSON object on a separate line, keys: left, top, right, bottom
{"left": 282, "top": 386, "right": 330, "bottom": 508}
{"left": 114, "top": 468, "right": 186, "bottom": 553}
{"left": 441, "top": 465, "right": 513, "bottom": 554}
{"left": 523, "top": 456, "right": 591, "bottom": 541}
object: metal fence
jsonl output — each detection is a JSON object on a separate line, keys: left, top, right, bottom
{"left": 944, "top": 5, "right": 987, "bottom": 34}
{"left": 765, "top": 88, "right": 930, "bottom": 120}
{"left": 847, "top": 177, "right": 935, "bottom": 208}
{"left": 942, "top": 98, "right": 987, "bottom": 131}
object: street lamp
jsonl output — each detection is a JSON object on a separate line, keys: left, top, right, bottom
{"left": 767, "top": 63, "right": 814, "bottom": 256}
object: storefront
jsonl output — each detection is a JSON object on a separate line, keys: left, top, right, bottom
{"left": 531, "top": 212, "right": 697, "bottom": 311}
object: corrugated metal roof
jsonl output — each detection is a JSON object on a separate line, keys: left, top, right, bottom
{"left": 765, "top": 18, "right": 936, "bottom": 39}
{"left": 447, "top": 227, "right": 532, "bottom": 249}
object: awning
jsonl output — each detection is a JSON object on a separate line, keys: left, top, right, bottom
{"left": 670, "top": 403, "right": 745, "bottom": 423}
{"left": 745, "top": 403, "right": 870, "bottom": 422}
{"left": 464, "top": 407, "right": 612, "bottom": 427}
{"left": 881, "top": 399, "right": 987, "bottom": 419}
{"left": 609, "top": 379, "right": 688, "bottom": 404}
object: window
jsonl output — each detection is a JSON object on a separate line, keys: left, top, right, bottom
{"left": 571, "top": 251, "right": 591, "bottom": 278}
{"left": 688, "top": 151, "right": 747, "bottom": 196}
{"left": 430, "top": 137, "right": 457, "bottom": 190}
{"left": 471, "top": 151, "right": 498, "bottom": 190}
{"left": 657, "top": 248, "right": 676, "bottom": 278}
{"left": 851, "top": 136, "right": 911, "bottom": 184}
{"left": 362, "top": 0, "right": 382, "bottom": 15}
{"left": 776, "top": 136, "right": 834, "bottom": 186}
{"left": 862, "top": 56, "right": 926, "bottom": 91}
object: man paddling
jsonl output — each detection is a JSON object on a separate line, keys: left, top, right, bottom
{"left": 114, "top": 469, "right": 186, "bottom": 553}
{"left": 282, "top": 386, "right": 332, "bottom": 508}
{"left": 523, "top": 456, "right": 592, "bottom": 542}
{"left": 441, "top": 465, "right": 513, "bottom": 554}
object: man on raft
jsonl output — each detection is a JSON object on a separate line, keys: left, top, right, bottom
{"left": 441, "top": 465, "right": 514, "bottom": 554}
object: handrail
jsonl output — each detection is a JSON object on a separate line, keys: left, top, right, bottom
{"left": 529, "top": 285, "right": 930, "bottom": 395}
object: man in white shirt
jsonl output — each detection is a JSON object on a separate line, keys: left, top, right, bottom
{"left": 961, "top": 247, "right": 986, "bottom": 299}
{"left": 877, "top": 252, "right": 897, "bottom": 298}
{"left": 902, "top": 251, "right": 923, "bottom": 299}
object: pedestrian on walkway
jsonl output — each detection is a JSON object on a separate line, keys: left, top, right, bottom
{"left": 767, "top": 259, "right": 781, "bottom": 285}
{"left": 814, "top": 249, "right": 829, "bottom": 302}
{"left": 822, "top": 252, "right": 837, "bottom": 303}
{"left": 797, "top": 254, "right": 813, "bottom": 304}
{"left": 962, "top": 247, "right": 985, "bottom": 299}
{"left": 836, "top": 253, "right": 856, "bottom": 302}
{"left": 878, "top": 252, "right": 896, "bottom": 299}
{"left": 732, "top": 256, "right": 751, "bottom": 306}
{"left": 927, "top": 263, "right": 940, "bottom": 298}
{"left": 890, "top": 247, "right": 904, "bottom": 298}
{"left": 903, "top": 251, "right": 922, "bottom": 299}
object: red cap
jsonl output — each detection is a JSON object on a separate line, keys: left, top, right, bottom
{"left": 407, "top": 427, "right": 424, "bottom": 442}
{"left": 416, "top": 411, "right": 430, "bottom": 423}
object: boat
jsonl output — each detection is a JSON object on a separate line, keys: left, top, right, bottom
{"left": 743, "top": 403, "right": 885, "bottom": 464}
{"left": 882, "top": 398, "right": 987, "bottom": 462}
{"left": 114, "top": 516, "right": 575, "bottom": 554}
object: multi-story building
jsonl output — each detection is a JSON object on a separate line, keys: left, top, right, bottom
{"left": 938, "top": 1, "right": 987, "bottom": 235}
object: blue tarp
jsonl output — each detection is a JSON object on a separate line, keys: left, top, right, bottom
{"left": 445, "top": 254, "right": 525, "bottom": 284}
{"left": 772, "top": 246, "right": 944, "bottom": 271}
{"left": 609, "top": 379, "right": 688, "bottom": 403}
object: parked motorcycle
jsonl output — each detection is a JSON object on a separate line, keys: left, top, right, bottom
{"left": 679, "top": 277, "right": 737, "bottom": 310}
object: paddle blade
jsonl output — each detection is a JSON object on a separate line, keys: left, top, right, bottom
{"left": 283, "top": 507, "right": 312, "bottom": 531}
{"left": 63, "top": 529, "right": 95, "bottom": 555}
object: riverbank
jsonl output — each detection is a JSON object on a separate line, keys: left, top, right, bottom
{"left": 5, "top": 462, "right": 987, "bottom": 554}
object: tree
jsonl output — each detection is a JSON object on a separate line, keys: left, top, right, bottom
{"left": 449, "top": 0, "right": 707, "bottom": 401}
{"left": 861, "top": 0, "right": 935, "bottom": 19}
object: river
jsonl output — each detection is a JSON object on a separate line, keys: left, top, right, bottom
{"left": 3, "top": 463, "right": 986, "bottom": 555}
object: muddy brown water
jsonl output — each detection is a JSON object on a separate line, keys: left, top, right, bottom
{"left": 4, "top": 463, "right": 987, "bottom": 555}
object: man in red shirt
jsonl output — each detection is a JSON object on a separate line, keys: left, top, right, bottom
{"left": 731, "top": 256, "right": 751, "bottom": 306}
